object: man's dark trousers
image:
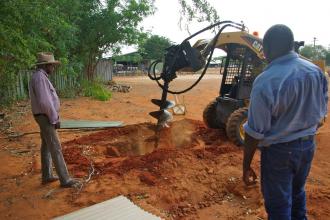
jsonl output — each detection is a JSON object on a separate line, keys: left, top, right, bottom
{"left": 261, "top": 137, "right": 315, "bottom": 220}
{"left": 34, "top": 114, "right": 71, "bottom": 184}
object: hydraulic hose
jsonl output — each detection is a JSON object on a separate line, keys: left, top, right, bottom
{"left": 148, "top": 21, "right": 245, "bottom": 94}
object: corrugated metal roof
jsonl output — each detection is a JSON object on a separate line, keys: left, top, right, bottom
{"left": 53, "top": 196, "right": 162, "bottom": 220}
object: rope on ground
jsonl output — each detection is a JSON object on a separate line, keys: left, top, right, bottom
{"left": 73, "top": 147, "right": 96, "bottom": 194}
{"left": 42, "top": 188, "right": 63, "bottom": 199}
{"left": 85, "top": 160, "right": 95, "bottom": 183}
{"left": 0, "top": 128, "right": 110, "bottom": 139}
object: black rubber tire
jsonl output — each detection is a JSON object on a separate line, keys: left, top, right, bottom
{"left": 203, "top": 100, "right": 221, "bottom": 128}
{"left": 226, "top": 107, "right": 248, "bottom": 146}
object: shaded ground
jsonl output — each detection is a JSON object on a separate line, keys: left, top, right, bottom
{"left": 0, "top": 74, "right": 329, "bottom": 219}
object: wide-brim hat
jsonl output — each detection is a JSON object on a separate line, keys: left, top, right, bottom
{"left": 35, "top": 52, "right": 61, "bottom": 65}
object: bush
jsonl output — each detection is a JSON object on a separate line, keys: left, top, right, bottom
{"left": 58, "top": 86, "right": 79, "bottom": 99}
{"left": 81, "top": 80, "right": 112, "bottom": 101}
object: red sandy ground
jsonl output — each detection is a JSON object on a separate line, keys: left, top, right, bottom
{"left": 0, "top": 74, "right": 329, "bottom": 220}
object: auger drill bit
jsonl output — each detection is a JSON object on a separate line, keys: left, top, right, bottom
{"left": 149, "top": 41, "right": 200, "bottom": 129}
{"left": 149, "top": 82, "right": 174, "bottom": 129}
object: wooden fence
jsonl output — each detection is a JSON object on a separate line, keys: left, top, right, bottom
{"left": 2, "top": 70, "right": 79, "bottom": 101}
{"left": 1, "top": 60, "right": 114, "bottom": 105}
{"left": 95, "top": 59, "right": 113, "bottom": 81}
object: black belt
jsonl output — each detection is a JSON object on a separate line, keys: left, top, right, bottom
{"left": 264, "top": 135, "right": 314, "bottom": 147}
{"left": 285, "top": 135, "right": 314, "bottom": 145}
{"left": 299, "top": 135, "right": 314, "bottom": 141}
{"left": 33, "top": 113, "right": 46, "bottom": 117}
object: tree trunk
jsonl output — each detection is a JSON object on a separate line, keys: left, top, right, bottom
{"left": 84, "top": 51, "right": 102, "bottom": 81}
{"left": 85, "top": 53, "right": 97, "bottom": 81}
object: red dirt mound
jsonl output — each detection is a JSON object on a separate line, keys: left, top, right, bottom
{"left": 62, "top": 119, "right": 237, "bottom": 177}
{"left": 62, "top": 119, "right": 253, "bottom": 219}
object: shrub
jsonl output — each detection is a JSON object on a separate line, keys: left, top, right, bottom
{"left": 80, "top": 80, "right": 112, "bottom": 101}
{"left": 58, "top": 86, "right": 79, "bottom": 99}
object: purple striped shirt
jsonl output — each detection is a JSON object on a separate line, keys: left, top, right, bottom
{"left": 29, "top": 69, "right": 60, "bottom": 124}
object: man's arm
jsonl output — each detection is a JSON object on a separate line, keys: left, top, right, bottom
{"left": 243, "top": 133, "right": 258, "bottom": 185}
{"left": 242, "top": 85, "right": 272, "bottom": 186}
{"left": 322, "top": 72, "right": 328, "bottom": 118}
{"left": 33, "top": 75, "right": 59, "bottom": 125}
{"left": 318, "top": 72, "right": 328, "bottom": 128}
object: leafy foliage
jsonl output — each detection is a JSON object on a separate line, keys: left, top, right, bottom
{"left": 0, "top": 0, "right": 79, "bottom": 104}
{"left": 76, "top": 0, "right": 156, "bottom": 79}
{"left": 57, "top": 85, "right": 80, "bottom": 99}
{"left": 178, "top": 0, "right": 219, "bottom": 31}
{"left": 0, "top": 0, "right": 220, "bottom": 105}
{"left": 326, "top": 51, "right": 330, "bottom": 66}
{"left": 112, "top": 52, "right": 143, "bottom": 63}
{"left": 81, "top": 80, "right": 112, "bottom": 101}
{"left": 300, "top": 44, "right": 330, "bottom": 65}
{"left": 138, "top": 35, "right": 172, "bottom": 60}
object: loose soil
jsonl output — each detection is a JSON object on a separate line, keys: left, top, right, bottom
{"left": 0, "top": 74, "right": 330, "bottom": 220}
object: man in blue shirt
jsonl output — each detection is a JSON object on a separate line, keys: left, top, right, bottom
{"left": 242, "top": 25, "right": 328, "bottom": 219}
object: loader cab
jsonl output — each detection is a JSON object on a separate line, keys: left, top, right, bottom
{"left": 219, "top": 44, "right": 264, "bottom": 100}
{"left": 203, "top": 40, "right": 265, "bottom": 146}
{"left": 203, "top": 37, "right": 323, "bottom": 146}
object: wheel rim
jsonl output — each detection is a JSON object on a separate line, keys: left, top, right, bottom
{"left": 239, "top": 118, "right": 247, "bottom": 141}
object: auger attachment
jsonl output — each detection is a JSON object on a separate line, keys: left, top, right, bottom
{"left": 151, "top": 99, "right": 175, "bottom": 109}
{"left": 149, "top": 99, "right": 175, "bottom": 128}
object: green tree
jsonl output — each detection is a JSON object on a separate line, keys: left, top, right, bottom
{"left": 139, "top": 35, "right": 172, "bottom": 60}
{"left": 0, "top": 0, "right": 79, "bottom": 104}
{"left": 326, "top": 46, "right": 330, "bottom": 66}
{"left": 300, "top": 44, "right": 328, "bottom": 60}
{"left": 75, "top": 0, "right": 155, "bottom": 79}
{"left": 326, "top": 51, "right": 330, "bottom": 66}
{"left": 178, "top": 0, "right": 219, "bottom": 30}
{"left": 0, "top": 0, "right": 219, "bottom": 104}
{"left": 78, "top": 0, "right": 219, "bottom": 78}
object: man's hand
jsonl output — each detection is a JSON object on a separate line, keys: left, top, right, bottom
{"left": 243, "top": 133, "right": 259, "bottom": 186}
{"left": 54, "top": 122, "right": 61, "bottom": 129}
{"left": 243, "top": 167, "right": 257, "bottom": 186}
{"left": 317, "top": 116, "right": 326, "bottom": 128}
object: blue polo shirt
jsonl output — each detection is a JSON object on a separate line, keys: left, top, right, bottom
{"left": 243, "top": 51, "right": 328, "bottom": 146}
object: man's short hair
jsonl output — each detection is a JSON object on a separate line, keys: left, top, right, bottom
{"left": 263, "top": 24, "right": 294, "bottom": 56}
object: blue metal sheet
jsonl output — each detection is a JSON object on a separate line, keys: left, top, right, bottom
{"left": 60, "top": 120, "right": 123, "bottom": 129}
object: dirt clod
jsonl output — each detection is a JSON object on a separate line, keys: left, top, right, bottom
{"left": 106, "top": 146, "right": 121, "bottom": 157}
{"left": 139, "top": 172, "right": 157, "bottom": 186}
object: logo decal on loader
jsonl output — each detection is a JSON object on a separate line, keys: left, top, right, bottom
{"left": 241, "top": 35, "right": 263, "bottom": 53}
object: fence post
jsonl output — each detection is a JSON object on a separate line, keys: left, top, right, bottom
{"left": 27, "top": 71, "right": 31, "bottom": 98}
{"left": 19, "top": 71, "right": 24, "bottom": 98}
{"left": 16, "top": 73, "right": 20, "bottom": 98}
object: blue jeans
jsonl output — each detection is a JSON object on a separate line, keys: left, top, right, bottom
{"left": 261, "top": 137, "right": 315, "bottom": 220}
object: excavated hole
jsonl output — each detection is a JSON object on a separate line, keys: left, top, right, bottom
{"left": 62, "top": 119, "right": 237, "bottom": 177}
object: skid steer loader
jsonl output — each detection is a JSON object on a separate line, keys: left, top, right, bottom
{"left": 195, "top": 31, "right": 265, "bottom": 145}
{"left": 147, "top": 21, "right": 313, "bottom": 146}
